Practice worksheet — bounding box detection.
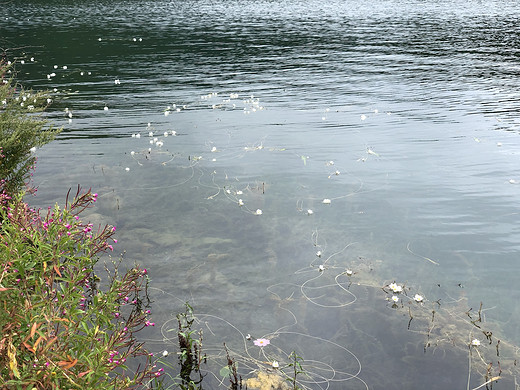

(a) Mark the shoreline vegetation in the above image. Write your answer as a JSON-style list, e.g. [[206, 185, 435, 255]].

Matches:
[[0, 60, 162, 389]]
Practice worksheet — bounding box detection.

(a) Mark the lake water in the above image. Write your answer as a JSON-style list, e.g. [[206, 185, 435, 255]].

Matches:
[[3, 0, 520, 388]]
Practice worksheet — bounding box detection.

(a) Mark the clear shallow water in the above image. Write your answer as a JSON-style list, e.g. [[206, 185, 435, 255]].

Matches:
[[3, 0, 520, 388]]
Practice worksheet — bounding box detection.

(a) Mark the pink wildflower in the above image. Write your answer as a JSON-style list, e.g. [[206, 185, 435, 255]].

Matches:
[[253, 338, 270, 347]]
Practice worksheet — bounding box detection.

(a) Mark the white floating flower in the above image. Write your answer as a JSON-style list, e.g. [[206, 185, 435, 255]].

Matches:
[[391, 295, 399, 303], [164, 110, 170, 116], [164, 132, 169, 137], [29, 147, 37, 153], [211, 146, 217, 152], [389, 282, 403, 293], [322, 199, 331, 204], [226, 189, 231, 194], [254, 209, 262, 215], [130, 151, 135, 156], [104, 105, 108, 111], [53, 65, 58, 69], [360, 114, 367, 120], [171, 130, 177, 136], [238, 199, 244, 206], [148, 131, 154, 137], [156, 141, 164, 147], [346, 269, 353, 276], [318, 264, 325, 272], [62, 65, 67, 70], [307, 209, 313, 215], [316, 251, 322, 257], [20, 60, 25, 64], [236, 190, 243, 195], [271, 361, 279, 368], [334, 170, 340, 175], [114, 79, 120, 85], [162, 350, 169, 357], [125, 167, 130, 172], [471, 339, 481, 346], [413, 294, 424, 303], [135, 133, 141, 138]]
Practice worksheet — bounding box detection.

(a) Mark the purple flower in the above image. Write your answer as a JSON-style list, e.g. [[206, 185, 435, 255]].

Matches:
[[253, 338, 270, 347]]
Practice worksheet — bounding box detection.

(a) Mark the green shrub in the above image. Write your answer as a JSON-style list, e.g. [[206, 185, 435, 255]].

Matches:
[[0, 186, 160, 389], [0, 61, 60, 196]]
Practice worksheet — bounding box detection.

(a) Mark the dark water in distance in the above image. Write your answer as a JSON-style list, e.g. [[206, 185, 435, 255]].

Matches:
[[3, 1, 520, 388]]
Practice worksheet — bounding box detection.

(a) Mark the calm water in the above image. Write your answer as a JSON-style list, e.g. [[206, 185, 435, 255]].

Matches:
[[3, 0, 520, 388]]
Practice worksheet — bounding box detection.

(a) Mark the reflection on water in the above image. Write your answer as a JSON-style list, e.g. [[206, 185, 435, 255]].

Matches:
[[4, 0, 520, 388]]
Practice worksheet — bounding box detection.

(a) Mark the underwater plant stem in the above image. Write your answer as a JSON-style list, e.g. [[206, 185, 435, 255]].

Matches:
[[471, 376, 501, 390]]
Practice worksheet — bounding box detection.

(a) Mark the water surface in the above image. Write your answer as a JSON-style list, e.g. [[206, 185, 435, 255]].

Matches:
[[3, 0, 520, 388]]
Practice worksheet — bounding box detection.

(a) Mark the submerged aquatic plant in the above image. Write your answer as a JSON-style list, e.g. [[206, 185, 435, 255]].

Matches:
[[284, 351, 305, 390], [223, 343, 244, 390], [176, 302, 206, 389]]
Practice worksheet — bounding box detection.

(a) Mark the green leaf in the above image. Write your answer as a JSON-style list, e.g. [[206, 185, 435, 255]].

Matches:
[[219, 365, 231, 378]]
